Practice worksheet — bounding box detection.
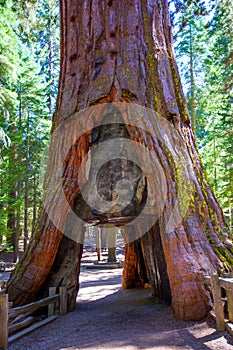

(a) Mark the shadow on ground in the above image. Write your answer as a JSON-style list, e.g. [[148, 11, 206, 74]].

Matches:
[[8, 266, 233, 350]]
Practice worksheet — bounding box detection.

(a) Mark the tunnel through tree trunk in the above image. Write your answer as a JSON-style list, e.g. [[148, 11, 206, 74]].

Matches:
[[7, 0, 232, 321]]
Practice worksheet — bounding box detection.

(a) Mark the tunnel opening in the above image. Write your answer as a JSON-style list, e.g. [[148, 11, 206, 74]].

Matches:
[[77, 222, 171, 313], [70, 103, 172, 307], [38, 103, 171, 312]]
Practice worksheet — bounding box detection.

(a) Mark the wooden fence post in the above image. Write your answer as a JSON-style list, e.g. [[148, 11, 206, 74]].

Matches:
[[226, 289, 233, 322], [48, 287, 56, 317], [223, 272, 233, 322], [210, 275, 225, 331], [0, 294, 8, 350], [59, 287, 67, 316]]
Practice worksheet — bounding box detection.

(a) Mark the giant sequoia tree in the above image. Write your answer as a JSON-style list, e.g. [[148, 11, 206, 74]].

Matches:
[[7, 0, 233, 321]]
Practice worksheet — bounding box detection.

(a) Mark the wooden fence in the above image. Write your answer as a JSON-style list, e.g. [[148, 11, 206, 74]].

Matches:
[[0, 286, 67, 350], [205, 273, 233, 333]]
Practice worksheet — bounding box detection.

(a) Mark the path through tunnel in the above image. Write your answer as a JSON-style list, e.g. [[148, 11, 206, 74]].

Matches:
[[76, 224, 171, 311]]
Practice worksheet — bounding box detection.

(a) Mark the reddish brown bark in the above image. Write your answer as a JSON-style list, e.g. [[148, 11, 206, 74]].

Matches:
[[123, 242, 143, 289], [122, 229, 148, 290], [7, 0, 232, 321]]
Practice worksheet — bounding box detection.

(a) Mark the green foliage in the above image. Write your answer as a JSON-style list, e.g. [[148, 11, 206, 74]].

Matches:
[[0, 2, 18, 138], [0, 0, 59, 249], [197, 0, 233, 230], [172, 0, 233, 231]]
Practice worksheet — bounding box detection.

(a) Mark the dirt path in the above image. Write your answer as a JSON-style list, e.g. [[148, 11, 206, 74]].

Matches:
[[7, 265, 233, 350]]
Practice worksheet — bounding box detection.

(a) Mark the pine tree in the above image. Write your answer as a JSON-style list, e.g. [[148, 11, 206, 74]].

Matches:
[[0, 1, 20, 250], [197, 0, 233, 231], [0, 0, 56, 253], [172, 0, 233, 231]]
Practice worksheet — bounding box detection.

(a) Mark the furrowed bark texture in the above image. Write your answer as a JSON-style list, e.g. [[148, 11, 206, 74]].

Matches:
[[7, 0, 232, 321]]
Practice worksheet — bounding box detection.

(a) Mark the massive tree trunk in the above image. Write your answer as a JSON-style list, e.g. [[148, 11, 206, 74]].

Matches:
[[7, 0, 233, 321]]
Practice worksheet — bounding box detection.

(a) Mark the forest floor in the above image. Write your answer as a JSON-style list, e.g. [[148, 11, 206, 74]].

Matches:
[[1, 245, 233, 350]]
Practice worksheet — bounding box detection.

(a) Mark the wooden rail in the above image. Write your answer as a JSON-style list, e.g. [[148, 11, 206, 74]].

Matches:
[[8, 294, 60, 319], [0, 287, 67, 349], [205, 273, 233, 332]]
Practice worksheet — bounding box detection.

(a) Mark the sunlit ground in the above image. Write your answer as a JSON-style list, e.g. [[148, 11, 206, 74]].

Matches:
[[7, 247, 233, 350], [78, 267, 123, 302]]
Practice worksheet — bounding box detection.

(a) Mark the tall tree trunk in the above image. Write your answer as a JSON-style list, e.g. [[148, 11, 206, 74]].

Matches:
[[7, 189, 16, 249], [7, 124, 17, 253], [14, 87, 23, 263], [23, 111, 30, 251], [48, 22, 53, 118], [7, 0, 232, 321], [31, 173, 37, 235], [213, 134, 217, 193]]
